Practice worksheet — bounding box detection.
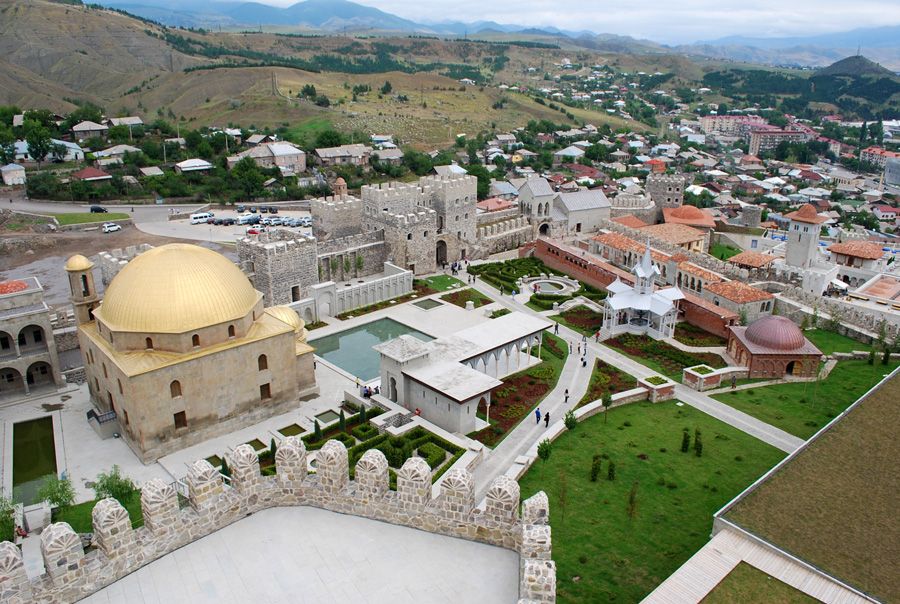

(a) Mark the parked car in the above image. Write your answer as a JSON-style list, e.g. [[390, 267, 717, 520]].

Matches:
[[248, 206, 257, 213], [259, 206, 269, 214], [268, 206, 279, 214], [223, 218, 236, 226], [245, 226, 266, 235], [283, 217, 299, 227], [236, 204, 246, 212], [268, 217, 283, 226], [298, 216, 313, 227], [206, 217, 216, 224], [213, 218, 225, 225], [90, 205, 108, 213], [101, 222, 122, 233]]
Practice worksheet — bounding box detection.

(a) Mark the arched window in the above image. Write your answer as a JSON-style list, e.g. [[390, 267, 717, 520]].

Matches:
[[258, 354, 268, 371], [145, 337, 153, 350], [170, 380, 182, 398], [192, 334, 200, 347], [228, 325, 236, 338], [102, 363, 108, 378]]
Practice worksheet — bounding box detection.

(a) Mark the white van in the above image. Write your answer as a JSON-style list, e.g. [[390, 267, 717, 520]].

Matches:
[[190, 212, 213, 224]]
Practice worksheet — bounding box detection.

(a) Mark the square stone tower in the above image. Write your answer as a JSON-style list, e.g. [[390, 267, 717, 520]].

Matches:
[[646, 174, 685, 214]]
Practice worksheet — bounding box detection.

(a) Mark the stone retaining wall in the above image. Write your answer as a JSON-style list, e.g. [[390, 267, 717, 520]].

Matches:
[[0, 439, 555, 604]]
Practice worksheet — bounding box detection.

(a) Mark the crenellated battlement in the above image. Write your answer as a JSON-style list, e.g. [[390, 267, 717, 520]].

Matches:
[[0, 439, 556, 604]]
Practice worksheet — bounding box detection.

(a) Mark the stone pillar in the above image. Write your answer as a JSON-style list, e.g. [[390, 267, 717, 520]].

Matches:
[[40, 522, 84, 583], [141, 479, 179, 536], [275, 436, 308, 489], [92, 498, 134, 559], [355, 449, 389, 499], [228, 444, 261, 495], [439, 468, 474, 521], [521, 559, 557, 603], [396, 457, 432, 511], [0, 541, 32, 602], [186, 459, 224, 511], [484, 475, 520, 525], [316, 440, 349, 495], [521, 524, 552, 560], [522, 491, 549, 525]]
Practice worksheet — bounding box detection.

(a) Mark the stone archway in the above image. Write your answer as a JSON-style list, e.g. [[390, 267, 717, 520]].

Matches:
[[26, 361, 53, 388], [389, 377, 398, 402], [436, 240, 448, 266], [785, 361, 795, 376], [539, 223, 550, 236], [0, 367, 25, 397]]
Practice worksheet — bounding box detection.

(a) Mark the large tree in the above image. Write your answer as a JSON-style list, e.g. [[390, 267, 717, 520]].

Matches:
[[25, 124, 53, 169], [0, 125, 15, 164]]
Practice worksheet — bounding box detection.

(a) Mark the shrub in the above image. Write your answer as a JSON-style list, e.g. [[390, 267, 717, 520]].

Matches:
[[607, 461, 616, 481], [0, 496, 13, 543], [694, 429, 703, 457], [681, 429, 690, 453], [94, 465, 136, 505], [590, 455, 602, 482], [377, 436, 412, 467], [36, 475, 75, 509], [338, 410, 346, 431], [351, 423, 380, 441], [564, 410, 577, 430], [537, 439, 552, 461], [417, 442, 447, 469], [270, 438, 278, 457], [357, 405, 367, 423], [313, 420, 323, 441], [527, 365, 555, 380], [868, 349, 876, 365]]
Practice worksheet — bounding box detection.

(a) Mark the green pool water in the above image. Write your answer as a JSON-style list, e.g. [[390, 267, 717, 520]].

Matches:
[[12, 416, 57, 505], [310, 317, 433, 381], [315, 410, 340, 424], [412, 299, 443, 310]]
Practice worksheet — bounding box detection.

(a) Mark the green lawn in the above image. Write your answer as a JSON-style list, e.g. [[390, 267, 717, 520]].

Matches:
[[549, 306, 604, 337], [701, 563, 817, 603], [421, 275, 465, 292], [518, 401, 785, 604], [710, 243, 741, 260], [54, 491, 143, 533], [803, 329, 870, 354], [54, 212, 129, 225], [282, 117, 334, 147], [714, 360, 899, 439]]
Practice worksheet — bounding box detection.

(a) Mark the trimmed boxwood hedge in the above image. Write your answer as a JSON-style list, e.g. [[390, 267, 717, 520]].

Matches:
[[417, 442, 448, 469], [351, 423, 380, 441]]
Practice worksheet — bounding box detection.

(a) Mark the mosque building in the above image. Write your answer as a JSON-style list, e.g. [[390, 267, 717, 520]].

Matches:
[[727, 315, 822, 378], [66, 244, 318, 463]]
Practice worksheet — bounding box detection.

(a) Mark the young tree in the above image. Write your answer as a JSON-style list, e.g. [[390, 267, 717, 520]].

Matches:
[[590, 454, 602, 482], [564, 410, 577, 430], [681, 428, 691, 453], [25, 125, 52, 169], [355, 255, 364, 272], [313, 419, 322, 441], [380, 81, 392, 95], [338, 409, 346, 432], [36, 475, 75, 509], [537, 439, 552, 461], [607, 461, 616, 481], [602, 392, 613, 422], [357, 404, 367, 423], [94, 465, 136, 505], [626, 480, 639, 518], [270, 437, 278, 457], [694, 429, 703, 457]]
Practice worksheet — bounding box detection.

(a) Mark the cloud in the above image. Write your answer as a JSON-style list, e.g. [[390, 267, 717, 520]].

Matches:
[[259, 0, 900, 44]]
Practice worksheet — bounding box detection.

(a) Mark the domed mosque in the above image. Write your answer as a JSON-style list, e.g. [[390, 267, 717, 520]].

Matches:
[[67, 244, 318, 463], [726, 315, 822, 378]]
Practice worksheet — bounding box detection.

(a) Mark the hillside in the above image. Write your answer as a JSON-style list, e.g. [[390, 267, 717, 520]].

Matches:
[[816, 55, 897, 78]]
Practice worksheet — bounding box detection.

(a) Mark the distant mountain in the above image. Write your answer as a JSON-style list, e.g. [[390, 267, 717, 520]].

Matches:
[[699, 25, 900, 51], [220, 0, 422, 30], [816, 55, 897, 78]]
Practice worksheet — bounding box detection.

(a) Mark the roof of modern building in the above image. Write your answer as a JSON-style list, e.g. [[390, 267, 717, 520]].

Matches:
[[93, 244, 263, 334], [704, 280, 774, 304], [373, 334, 432, 363], [728, 250, 777, 269], [826, 241, 884, 260], [403, 361, 502, 402], [677, 262, 722, 283], [592, 231, 671, 263], [476, 197, 515, 212], [556, 188, 610, 212]]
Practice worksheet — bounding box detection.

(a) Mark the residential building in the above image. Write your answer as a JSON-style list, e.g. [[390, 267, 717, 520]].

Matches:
[[174, 159, 213, 173], [315, 144, 373, 167], [699, 115, 767, 135], [71, 120, 108, 140], [749, 128, 812, 156], [860, 146, 900, 169], [0, 164, 26, 186], [227, 142, 306, 175]]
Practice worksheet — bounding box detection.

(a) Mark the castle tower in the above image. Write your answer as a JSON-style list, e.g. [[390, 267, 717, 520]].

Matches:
[[646, 174, 684, 221], [65, 254, 100, 325], [333, 177, 348, 199], [783, 204, 828, 269]]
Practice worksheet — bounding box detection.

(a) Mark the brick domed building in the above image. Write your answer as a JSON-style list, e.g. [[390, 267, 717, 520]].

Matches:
[[726, 315, 822, 378]]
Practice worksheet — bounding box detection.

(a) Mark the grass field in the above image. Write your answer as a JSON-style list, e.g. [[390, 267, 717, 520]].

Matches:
[[709, 243, 741, 260], [420, 274, 464, 292], [701, 563, 817, 603], [550, 306, 604, 337], [715, 359, 899, 439], [803, 329, 871, 354], [53, 212, 129, 225], [517, 401, 785, 603], [54, 492, 143, 533]]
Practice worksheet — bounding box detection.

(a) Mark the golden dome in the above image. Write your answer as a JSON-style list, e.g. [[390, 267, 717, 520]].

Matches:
[[94, 244, 261, 334], [65, 254, 94, 272], [266, 306, 305, 335]]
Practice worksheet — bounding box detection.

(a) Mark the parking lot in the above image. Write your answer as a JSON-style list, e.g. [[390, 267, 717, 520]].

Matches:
[[138, 206, 314, 243]]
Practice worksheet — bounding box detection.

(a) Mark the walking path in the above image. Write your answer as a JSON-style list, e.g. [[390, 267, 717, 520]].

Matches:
[[465, 269, 803, 500]]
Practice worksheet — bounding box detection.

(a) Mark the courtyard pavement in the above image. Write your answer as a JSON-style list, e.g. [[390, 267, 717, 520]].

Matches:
[[81, 507, 519, 604]]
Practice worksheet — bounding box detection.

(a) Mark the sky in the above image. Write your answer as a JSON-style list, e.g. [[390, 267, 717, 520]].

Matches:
[[253, 0, 900, 44]]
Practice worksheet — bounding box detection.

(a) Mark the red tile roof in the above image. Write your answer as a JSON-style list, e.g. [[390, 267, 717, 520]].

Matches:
[[663, 205, 717, 228], [784, 203, 828, 225], [639, 223, 706, 245], [705, 280, 774, 304], [827, 241, 884, 260], [611, 215, 648, 229], [728, 250, 777, 269], [71, 167, 111, 181]]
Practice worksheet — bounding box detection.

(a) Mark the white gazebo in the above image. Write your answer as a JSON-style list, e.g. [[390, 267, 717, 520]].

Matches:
[[601, 244, 684, 340]]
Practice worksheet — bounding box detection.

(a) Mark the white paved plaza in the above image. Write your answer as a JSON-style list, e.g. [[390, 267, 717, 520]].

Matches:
[[82, 507, 520, 604]]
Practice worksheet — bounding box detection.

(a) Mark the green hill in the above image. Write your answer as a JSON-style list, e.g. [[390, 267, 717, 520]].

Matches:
[[816, 55, 897, 78]]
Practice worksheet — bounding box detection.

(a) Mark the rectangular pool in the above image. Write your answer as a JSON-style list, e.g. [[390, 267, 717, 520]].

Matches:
[[310, 318, 433, 381], [12, 416, 58, 505]]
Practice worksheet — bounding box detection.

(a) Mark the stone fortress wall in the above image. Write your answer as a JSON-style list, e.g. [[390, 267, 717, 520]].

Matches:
[[236, 231, 319, 306], [97, 244, 153, 286], [0, 438, 556, 604], [310, 195, 363, 240]]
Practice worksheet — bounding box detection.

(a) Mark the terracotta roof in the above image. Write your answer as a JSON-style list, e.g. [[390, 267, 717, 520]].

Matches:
[[639, 223, 706, 245], [476, 197, 515, 212], [677, 262, 722, 283], [827, 241, 884, 261], [682, 291, 739, 319], [728, 250, 777, 269], [0, 280, 28, 295], [705, 280, 774, 304], [784, 203, 828, 225], [592, 232, 670, 262], [70, 167, 111, 181], [669, 252, 690, 263], [663, 205, 717, 228], [611, 215, 648, 229]]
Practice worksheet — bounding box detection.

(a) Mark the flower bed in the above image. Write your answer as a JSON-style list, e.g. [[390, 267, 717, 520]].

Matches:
[[551, 305, 604, 336], [605, 333, 726, 379], [490, 308, 512, 319], [673, 322, 727, 347], [440, 287, 493, 308], [468, 257, 554, 291], [645, 376, 668, 385], [690, 365, 714, 375], [577, 360, 638, 406]]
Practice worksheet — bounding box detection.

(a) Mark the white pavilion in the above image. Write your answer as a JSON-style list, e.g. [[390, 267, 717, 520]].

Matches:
[[600, 244, 684, 340]]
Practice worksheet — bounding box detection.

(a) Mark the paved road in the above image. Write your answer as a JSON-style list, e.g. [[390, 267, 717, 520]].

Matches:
[[466, 269, 803, 500]]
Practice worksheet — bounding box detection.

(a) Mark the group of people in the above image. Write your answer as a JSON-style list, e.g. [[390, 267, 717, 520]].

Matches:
[[535, 407, 551, 427], [361, 385, 380, 398], [443, 260, 468, 276]]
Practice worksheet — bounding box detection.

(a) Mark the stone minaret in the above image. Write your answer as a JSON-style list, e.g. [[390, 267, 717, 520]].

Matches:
[[65, 255, 100, 324]]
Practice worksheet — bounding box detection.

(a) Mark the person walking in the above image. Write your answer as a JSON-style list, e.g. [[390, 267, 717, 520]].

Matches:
[[535, 407, 541, 424], [569, 341, 572, 353], [564, 389, 569, 404], [554, 322, 559, 335], [731, 374, 737, 390], [544, 412, 550, 427], [577, 342, 581, 355]]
